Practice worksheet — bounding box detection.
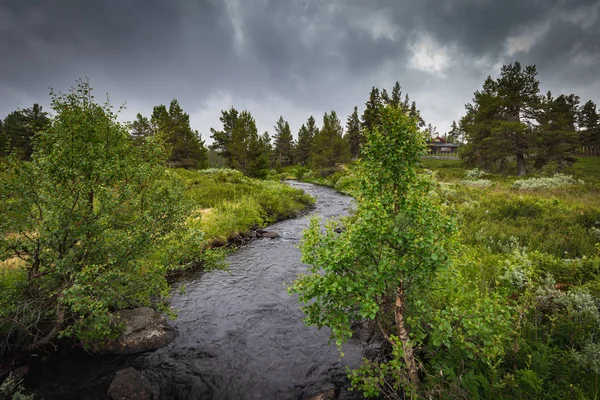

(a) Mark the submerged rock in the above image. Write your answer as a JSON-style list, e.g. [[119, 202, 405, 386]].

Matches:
[[305, 387, 340, 400], [108, 367, 159, 400], [260, 231, 281, 239], [98, 307, 176, 354]]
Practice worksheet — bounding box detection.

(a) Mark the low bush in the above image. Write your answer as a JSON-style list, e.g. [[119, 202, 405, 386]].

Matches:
[[513, 173, 583, 190]]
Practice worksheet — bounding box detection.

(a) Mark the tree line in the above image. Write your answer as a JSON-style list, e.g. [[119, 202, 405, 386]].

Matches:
[[459, 62, 600, 175], [0, 82, 430, 177]]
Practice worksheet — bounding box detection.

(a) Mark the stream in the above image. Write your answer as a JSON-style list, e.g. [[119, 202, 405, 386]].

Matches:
[[27, 181, 370, 399]]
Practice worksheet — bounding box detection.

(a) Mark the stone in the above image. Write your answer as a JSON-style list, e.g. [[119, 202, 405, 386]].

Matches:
[[261, 231, 281, 239], [107, 367, 158, 400], [97, 307, 176, 354], [305, 387, 339, 400]]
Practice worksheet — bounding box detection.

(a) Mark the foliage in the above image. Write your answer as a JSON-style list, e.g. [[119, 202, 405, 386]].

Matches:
[[311, 111, 350, 169], [209, 108, 271, 177], [0, 81, 193, 351], [272, 116, 294, 168], [0, 376, 34, 400], [465, 168, 486, 180], [130, 113, 153, 146], [294, 117, 317, 166], [460, 62, 541, 176], [512, 174, 583, 190], [293, 150, 600, 398], [290, 105, 456, 396], [150, 99, 208, 169], [345, 106, 362, 158], [174, 168, 314, 245], [0, 104, 50, 160], [461, 179, 493, 188]]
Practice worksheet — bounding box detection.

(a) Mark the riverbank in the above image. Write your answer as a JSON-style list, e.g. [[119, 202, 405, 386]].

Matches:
[[18, 182, 364, 400], [289, 159, 600, 398], [0, 168, 315, 396]]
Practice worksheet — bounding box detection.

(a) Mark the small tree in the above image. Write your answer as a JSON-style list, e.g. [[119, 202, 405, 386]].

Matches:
[[1, 104, 50, 160], [311, 111, 350, 169], [345, 106, 362, 159], [272, 116, 294, 168], [0, 80, 193, 351], [130, 113, 153, 145], [290, 105, 455, 396]]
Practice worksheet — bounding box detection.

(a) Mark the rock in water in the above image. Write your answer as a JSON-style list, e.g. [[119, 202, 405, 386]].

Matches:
[[108, 367, 158, 400], [261, 231, 281, 239], [305, 387, 340, 400], [98, 307, 176, 354]]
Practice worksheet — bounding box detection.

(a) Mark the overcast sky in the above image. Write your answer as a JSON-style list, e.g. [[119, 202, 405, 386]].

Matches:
[[1, 0, 599, 143]]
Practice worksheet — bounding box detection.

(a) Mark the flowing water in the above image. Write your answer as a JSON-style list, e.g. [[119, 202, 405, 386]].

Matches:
[[27, 182, 369, 399]]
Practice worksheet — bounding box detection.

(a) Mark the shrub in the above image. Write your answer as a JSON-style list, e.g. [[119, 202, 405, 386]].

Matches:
[[461, 179, 493, 188], [513, 173, 583, 190], [465, 168, 486, 180], [0, 82, 192, 351]]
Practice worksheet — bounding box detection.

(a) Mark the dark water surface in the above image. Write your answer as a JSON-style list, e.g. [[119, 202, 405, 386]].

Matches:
[[28, 182, 366, 399]]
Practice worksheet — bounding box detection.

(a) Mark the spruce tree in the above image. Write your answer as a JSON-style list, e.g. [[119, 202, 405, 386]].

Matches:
[[312, 111, 350, 169], [273, 116, 294, 168], [390, 81, 402, 108], [228, 111, 270, 177], [0, 119, 5, 156], [448, 120, 461, 143], [381, 88, 390, 105], [295, 124, 312, 165], [579, 100, 599, 151], [209, 107, 239, 166], [361, 87, 382, 134], [131, 113, 153, 145], [345, 106, 362, 158], [151, 99, 207, 169]]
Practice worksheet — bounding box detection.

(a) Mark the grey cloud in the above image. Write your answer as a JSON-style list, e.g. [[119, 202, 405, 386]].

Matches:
[[0, 0, 598, 139]]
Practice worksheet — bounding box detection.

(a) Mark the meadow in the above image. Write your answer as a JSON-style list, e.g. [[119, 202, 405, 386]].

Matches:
[[294, 157, 600, 398]]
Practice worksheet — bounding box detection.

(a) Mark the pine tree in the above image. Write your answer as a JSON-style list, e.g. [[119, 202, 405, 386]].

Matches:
[[295, 124, 311, 165], [424, 123, 438, 142], [535, 92, 580, 169], [1, 104, 50, 160], [448, 120, 462, 143], [272, 116, 294, 168], [403, 94, 411, 111], [409, 101, 425, 128], [381, 88, 390, 105], [579, 100, 599, 152], [131, 113, 153, 145], [361, 87, 382, 134], [312, 111, 350, 169], [209, 107, 239, 166], [0, 119, 5, 156], [461, 62, 541, 175], [151, 99, 207, 169], [390, 81, 402, 108], [227, 111, 270, 177], [345, 106, 362, 158]]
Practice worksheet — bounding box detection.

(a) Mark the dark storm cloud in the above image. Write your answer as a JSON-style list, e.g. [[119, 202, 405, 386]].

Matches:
[[0, 0, 598, 138]]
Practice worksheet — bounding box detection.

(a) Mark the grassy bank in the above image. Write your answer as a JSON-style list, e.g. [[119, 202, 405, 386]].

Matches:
[[291, 158, 600, 398], [174, 168, 314, 247]]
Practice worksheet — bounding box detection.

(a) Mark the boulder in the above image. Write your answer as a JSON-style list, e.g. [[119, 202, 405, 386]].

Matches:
[[108, 367, 158, 400], [261, 231, 281, 239], [98, 307, 176, 354], [305, 387, 339, 400]]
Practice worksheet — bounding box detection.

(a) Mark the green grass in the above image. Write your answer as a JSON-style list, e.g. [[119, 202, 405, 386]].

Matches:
[[175, 168, 314, 246], [565, 157, 600, 184]]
